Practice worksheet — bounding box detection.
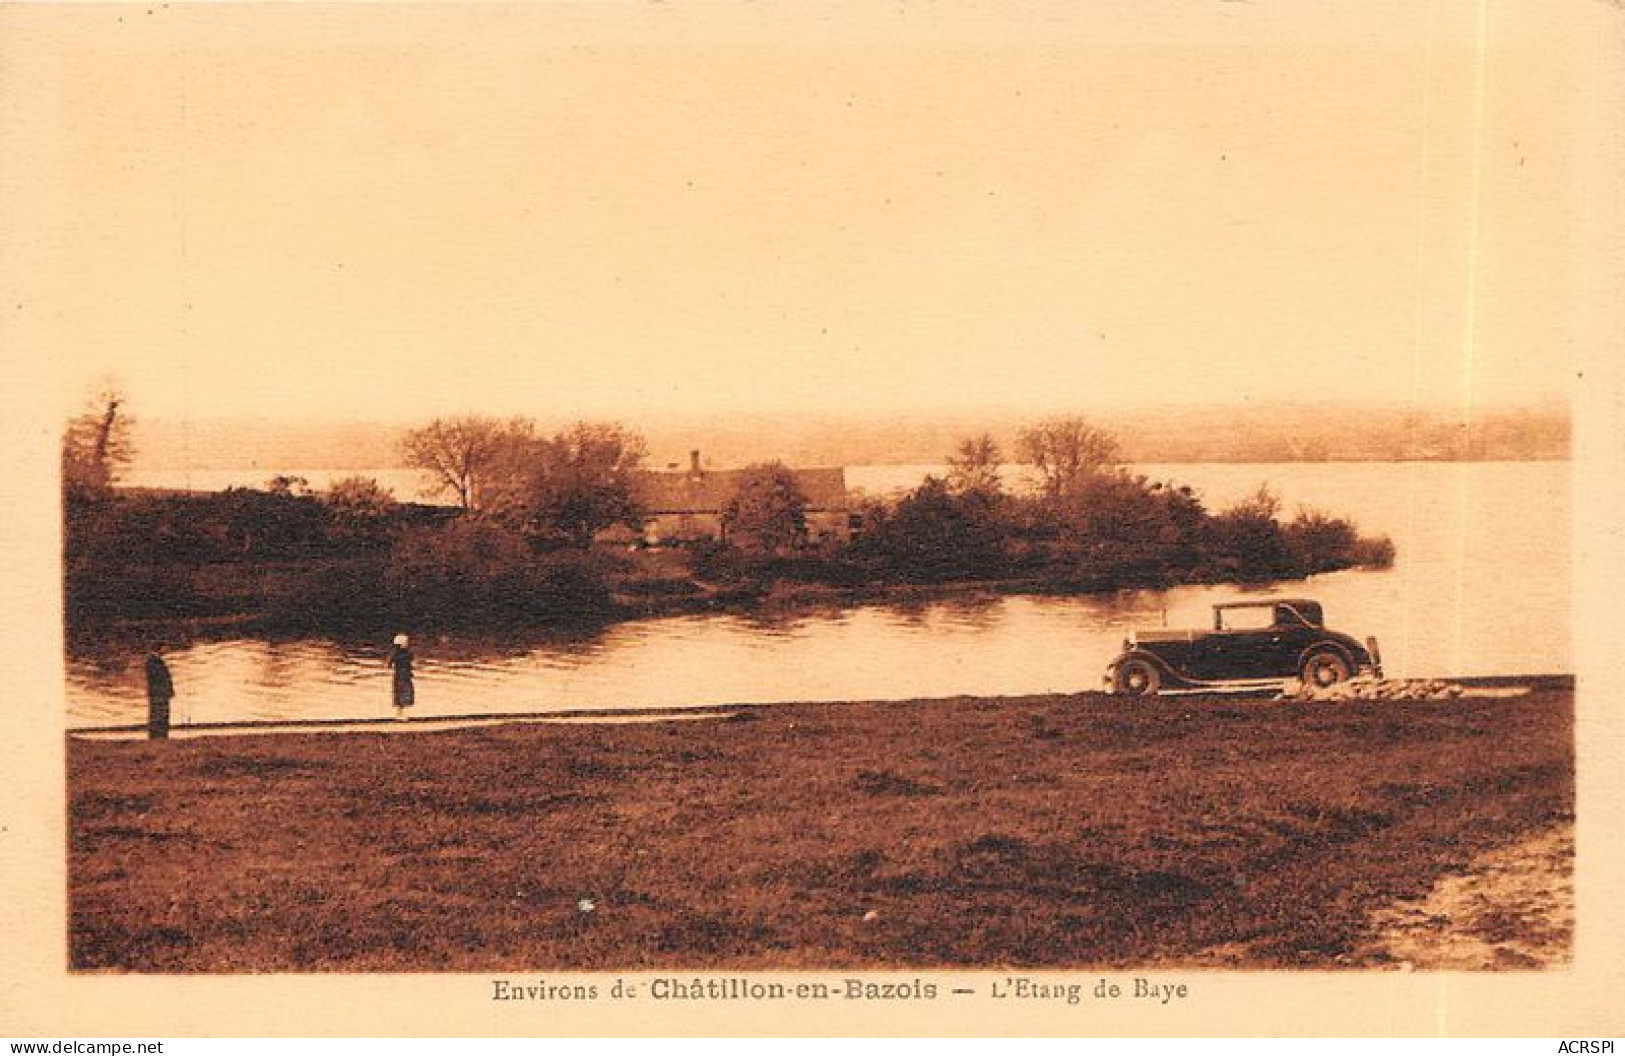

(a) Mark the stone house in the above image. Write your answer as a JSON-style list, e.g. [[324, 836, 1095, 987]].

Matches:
[[619, 451, 851, 546]]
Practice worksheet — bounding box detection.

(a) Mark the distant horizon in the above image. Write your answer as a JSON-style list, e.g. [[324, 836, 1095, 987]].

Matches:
[[118, 399, 1571, 473], [110, 393, 1573, 432]]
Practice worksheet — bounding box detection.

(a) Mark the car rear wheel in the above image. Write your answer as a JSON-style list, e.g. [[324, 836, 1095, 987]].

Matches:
[[1115, 658, 1161, 696], [1302, 650, 1351, 689]]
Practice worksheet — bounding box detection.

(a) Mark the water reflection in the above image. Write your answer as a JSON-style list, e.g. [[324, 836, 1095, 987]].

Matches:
[[925, 592, 1003, 631], [54, 589, 1330, 727], [728, 609, 831, 639]]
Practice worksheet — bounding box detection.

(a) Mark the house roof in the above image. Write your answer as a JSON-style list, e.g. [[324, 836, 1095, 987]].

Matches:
[[635, 467, 848, 513]]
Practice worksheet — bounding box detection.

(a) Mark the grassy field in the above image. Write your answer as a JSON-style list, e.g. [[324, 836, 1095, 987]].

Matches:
[[68, 685, 1573, 971]]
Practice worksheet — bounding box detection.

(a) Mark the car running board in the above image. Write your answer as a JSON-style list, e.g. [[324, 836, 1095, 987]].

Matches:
[[1162, 677, 1293, 695]]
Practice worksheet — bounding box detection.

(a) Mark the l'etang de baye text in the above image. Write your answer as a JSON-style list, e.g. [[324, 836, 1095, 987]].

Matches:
[[490, 975, 1190, 1006]]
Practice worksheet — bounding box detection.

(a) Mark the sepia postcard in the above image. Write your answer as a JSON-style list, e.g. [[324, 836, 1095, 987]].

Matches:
[[2, 0, 1622, 1038]]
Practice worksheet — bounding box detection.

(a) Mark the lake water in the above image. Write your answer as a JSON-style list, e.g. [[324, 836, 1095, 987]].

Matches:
[[70, 461, 1569, 728]]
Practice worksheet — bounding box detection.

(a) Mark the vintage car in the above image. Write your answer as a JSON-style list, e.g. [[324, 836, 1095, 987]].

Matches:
[[1104, 598, 1381, 695]]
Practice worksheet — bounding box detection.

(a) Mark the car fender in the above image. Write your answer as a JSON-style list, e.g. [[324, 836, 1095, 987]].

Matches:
[[1109, 649, 1189, 688], [1295, 639, 1357, 675]]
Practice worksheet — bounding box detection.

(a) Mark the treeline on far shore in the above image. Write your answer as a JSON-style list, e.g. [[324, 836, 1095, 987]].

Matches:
[[63, 418, 1396, 635]]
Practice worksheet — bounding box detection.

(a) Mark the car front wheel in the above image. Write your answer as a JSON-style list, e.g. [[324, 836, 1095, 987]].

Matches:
[[1114, 658, 1161, 696], [1302, 650, 1351, 689]]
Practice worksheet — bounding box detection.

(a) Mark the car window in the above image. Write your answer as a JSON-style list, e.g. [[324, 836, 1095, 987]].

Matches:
[[1216, 607, 1274, 631], [1273, 605, 1306, 627]]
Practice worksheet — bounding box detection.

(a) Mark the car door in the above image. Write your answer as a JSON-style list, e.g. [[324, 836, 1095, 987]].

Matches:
[[1194, 606, 1271, 679], [1176, 633, 1223, 680], [1260, 606, 1317, 675], [1216, 626, 1276, 677]]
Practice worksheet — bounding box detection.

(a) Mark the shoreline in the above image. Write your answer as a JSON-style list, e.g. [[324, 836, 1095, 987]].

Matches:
[[67, 674, 1577, 740]]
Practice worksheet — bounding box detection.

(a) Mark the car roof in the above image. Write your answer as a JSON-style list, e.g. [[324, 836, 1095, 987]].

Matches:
[[1213, 597, 1319, 610]]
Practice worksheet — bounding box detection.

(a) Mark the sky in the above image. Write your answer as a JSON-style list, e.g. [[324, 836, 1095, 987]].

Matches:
[[4, 1, 1618, 427]]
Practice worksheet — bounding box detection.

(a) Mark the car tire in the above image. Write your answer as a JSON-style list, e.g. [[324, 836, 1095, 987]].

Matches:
[[1302, 650, 1351, 689], [1115, 658, 1161, 696]]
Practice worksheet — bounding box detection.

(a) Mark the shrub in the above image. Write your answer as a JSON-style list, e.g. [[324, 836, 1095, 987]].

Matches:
[[1049, 472, 1206, 546], [1205, 486, 1294, 580], [260, 557, 391, 631], [1349, 535, 1397, 570], [1282, 508, 1361, 574], [321, 476, 400, 550], [213, 487, 330, 559], [722, 462, 809, 553], [852, 478, 1010, 582], [64, 559, 225, 621], [687, 539, 749, 583], [383, 519, 611, 625], [1283, 508, 1395, 573]]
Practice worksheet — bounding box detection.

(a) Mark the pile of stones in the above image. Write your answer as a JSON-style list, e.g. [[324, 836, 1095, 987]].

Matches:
[[1281, 677, 1466, 703]]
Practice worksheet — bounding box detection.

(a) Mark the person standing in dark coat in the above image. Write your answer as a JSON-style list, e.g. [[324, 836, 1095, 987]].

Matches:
[[144, 651, 174, 740], [389, 633, 415, 721]]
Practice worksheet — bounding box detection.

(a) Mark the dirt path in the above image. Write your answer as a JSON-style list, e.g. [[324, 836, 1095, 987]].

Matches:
[[1358, 824, 1573, 969]]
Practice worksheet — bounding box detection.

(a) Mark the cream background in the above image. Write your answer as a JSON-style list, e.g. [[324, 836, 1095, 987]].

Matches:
[[2, 0, 1621, 1036], [4, 0, 1601, 422]]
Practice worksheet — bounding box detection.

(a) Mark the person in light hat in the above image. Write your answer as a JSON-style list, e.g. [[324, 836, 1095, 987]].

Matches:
[[388, 633, 415, 721]]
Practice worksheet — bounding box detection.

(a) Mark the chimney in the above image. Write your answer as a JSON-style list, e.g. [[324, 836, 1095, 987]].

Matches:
[[689, 449, 702, 478]]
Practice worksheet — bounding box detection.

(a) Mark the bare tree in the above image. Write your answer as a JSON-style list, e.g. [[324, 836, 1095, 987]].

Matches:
[[62, 386, 134, 499], [400, 416, 529, 510], [945, 433, 1003, 497], [1016, 416, 1121, 498]]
